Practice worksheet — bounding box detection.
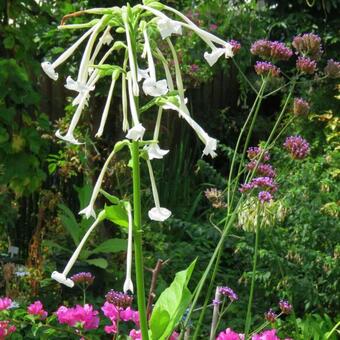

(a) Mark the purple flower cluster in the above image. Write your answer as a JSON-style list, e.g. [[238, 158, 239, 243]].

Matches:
[[247, 161, 276, 178], [293, 97, 310, 116], [324, 59, 340, 79], [279, 300, 293, 314], [219, 286, 239, 301], [70, 272, 95, 286], [247, 147, 270, 162], [251, 39, 293, 61], [265, 308, 277, 323], [258, 191, 273, 203], [240, 177, 278, 194], [229, 40, 241, 55], [105, 290, 133, 309], [296, 56, 317, 74], [292, 33, 322, 60], [254, 61, 280, 77], [283, 135, 310, 159]]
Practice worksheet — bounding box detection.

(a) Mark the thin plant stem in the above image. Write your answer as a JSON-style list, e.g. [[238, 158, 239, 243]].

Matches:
[[131, 141, 149, 339], [326, 321, 340, 339], [232, 59, 258, 95], [244, 209, 262, 337], [82, 287, 86, 305], [249, 312, 283, 338], [214, 301, 233, 336]]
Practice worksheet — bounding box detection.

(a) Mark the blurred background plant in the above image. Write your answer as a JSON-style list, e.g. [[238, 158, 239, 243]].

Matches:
[[0, 0, 339, 338]]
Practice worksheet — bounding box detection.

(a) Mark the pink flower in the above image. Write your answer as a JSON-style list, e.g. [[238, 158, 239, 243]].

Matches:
[[217, 328, 245, 340], [0, 297, 12, 311], [27, 301, 48, 319], [0, 321, 16, 339], [56, 304, 99, 330], [252, 329, 280, 340], [104, 324, 117, 334], [101, 301, 119, 321], [170, 331, 180, 340], [120, 307, 140, 326], [210, 23, 218, 31], [130, 329, 142, 340]]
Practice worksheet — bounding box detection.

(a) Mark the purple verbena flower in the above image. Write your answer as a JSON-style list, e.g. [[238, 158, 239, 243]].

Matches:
[[292, 33, 323, 60], [283, 135, 310, 159], [324, 59, 340, 79], [251, 39, 292, 61], [279, 300, 292, 314], [255, 61, 280, 77], [247, 147, 270, 162], [247, 161, 276, 178], [105, 290, 133, 309], [296, 56, 317, 74], [265, 308, 277, 322], [219, 286, 239, 301], [293, 98, 310, 116], [70, 272, 95, 287], [190, 64, 199, 73], [258, 191, 272, 203], [229, 40, 241, 55], [210, 23, 218, 31]]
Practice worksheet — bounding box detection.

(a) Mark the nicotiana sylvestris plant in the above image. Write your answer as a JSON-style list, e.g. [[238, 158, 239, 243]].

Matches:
[[41, 1, 234, 338]]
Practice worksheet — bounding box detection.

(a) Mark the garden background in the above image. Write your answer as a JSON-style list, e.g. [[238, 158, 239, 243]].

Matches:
[[0, 0, 339, 338]]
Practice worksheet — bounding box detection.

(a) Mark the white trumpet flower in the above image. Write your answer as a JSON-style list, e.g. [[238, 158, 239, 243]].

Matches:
[[79, 148, 116, 219], [123, 203, 134, 294], [157, 17, 182, 40], [142, 78, 168, 97], [146, 159, 171, 222], [163, 100, 218, 158], [51, 211, 105, 287], [123, 10, 139, 96], [95, 70, 120, 138], [137, 68, 149, 82], [126, 73, 145, 141], [204, 44, 234, 67], [41, 25, 97, 80]]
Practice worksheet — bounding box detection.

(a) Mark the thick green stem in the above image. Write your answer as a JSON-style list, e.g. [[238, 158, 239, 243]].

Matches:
[[244, 220, 261, 337], [193, 246, 223, 339], [131, 141, 149, 339]]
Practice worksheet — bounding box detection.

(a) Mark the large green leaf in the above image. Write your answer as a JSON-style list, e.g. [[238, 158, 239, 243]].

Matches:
[[90, 238, 127, 254], [150, 259, 197, 340], [58, 203, 81, 245], [104, 204, 128, 228], [85, 258, 108, 269]]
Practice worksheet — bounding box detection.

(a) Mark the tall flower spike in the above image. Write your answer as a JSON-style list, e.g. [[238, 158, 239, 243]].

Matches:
[[41, 25, 97, 80], [146, 159, 171, 221], [96, 70, 120, 138], [146, 107, 169, 160], [79, 148, 116, 219], [123, 203, 134, 293], [56, 74, 100, 144], [142, 27, 168, 97], [126, 73, 146, 140], [163, 100, 217, 158], [51, 211, 105, 287], [122, 54, 130, 132], [123, 9, 139, 96]]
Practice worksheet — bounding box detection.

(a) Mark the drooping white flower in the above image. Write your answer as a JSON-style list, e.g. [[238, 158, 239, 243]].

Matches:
[[51, 212, 104, 287], [41, 25, 97, 80], [157, 17, 182, 40], [163, 100, 218, 158], [99, 27, 113, 45], [123, 203, 134, 294], [204, 44, 234, 67], [146, 159, 172, 222], [51, 271, 74, 288], [137, 68, 149, 82], [147, 143, 169, 160], [95, 70, 120, 138], [65, 76, 96, 106], [148, 207, 172, 222], [142, 78, 168, 97], [79, 148, 116, 219], [126, 123, 146, 141], [55, 129, 83, 145], [125, 73, 145, 141]]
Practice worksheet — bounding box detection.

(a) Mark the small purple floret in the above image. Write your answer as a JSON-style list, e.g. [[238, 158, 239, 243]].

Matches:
[[254, 61, 280, 77], [279, 300, 293, 314], [283, 135, 310, 159], [296, 56, 317, 74], [293, 98, 310, 116], [258, 191, 272, 203], [265, 308, 277, 323], [219, 286, 239, 301]]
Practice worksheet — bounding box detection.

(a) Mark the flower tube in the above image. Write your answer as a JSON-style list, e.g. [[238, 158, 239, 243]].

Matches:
[[89, 26, 113, 68], [41, 25, 97, 80], [56, 74, 100, 144], [95, 70, 120, 138], [123, 203, 134, 293], [142, 27, 168, 97], [163, 99, 217, 157], [146, 159, 171, 221], [126, 73, 145, 140], [123, 9, 139, 96], [51, 211, 105, 287], [79, 148, 116, 219]]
